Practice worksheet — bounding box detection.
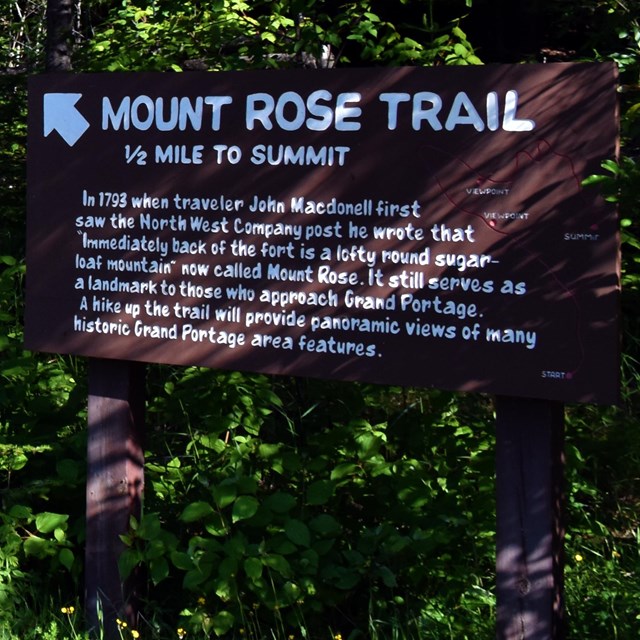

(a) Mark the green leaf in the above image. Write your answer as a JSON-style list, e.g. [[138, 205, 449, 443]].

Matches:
[[582, 174, 608, 186], [331, 566, 360, 590], [137, 513, 162, 540], [258, 443, 280, 458], [284, 519, 311, 547], [59, 548, 74, 571], [309, 514, 341, 537], [183, 568, 207, 590], [343, 549, 364, 566], [24, 536, 50, 558], [171, 551, 195, 571], [212, 611, 234, 636], [212, 482, 237, 509], [215, 575, 235, 601], [244, 557, 263, 581], [330, 462, 360, 480], [313, 538, 336, 556], [264, 491, 296, 513], [300, 548, 319, 573], [452, 25, 466, 39], [306, 480, 334, 505], [150, 556, 170, 584], [272, 538, 297, 555], [375, 565, 397, 587], [232, 496, 259, 522], [236, 475, 258, 495], [35, 512, 68, 534], [223, 535, 246, 559], [146, 538, 168, 560], [262, 554, 292, 577], [181, 501, 214, 522], [454, 43, 469, 57], [118, 549, 142, 580], [204, 512, 229, 537], [282, 581, 302, 604], [8, 505, 31, 520]]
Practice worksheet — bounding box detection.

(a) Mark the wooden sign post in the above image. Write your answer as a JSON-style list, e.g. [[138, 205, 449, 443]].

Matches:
[[86, 359, 145, 637], [496, 397, 565, 639], [25, 65, 619, 638]]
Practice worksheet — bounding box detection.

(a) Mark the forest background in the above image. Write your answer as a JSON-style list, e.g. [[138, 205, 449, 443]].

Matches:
[[1, 0, 640, 638]]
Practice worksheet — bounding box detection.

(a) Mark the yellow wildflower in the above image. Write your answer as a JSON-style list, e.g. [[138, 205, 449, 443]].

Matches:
[[61, 606, 75, 615], [197, 597, 206, 605], [131, 631, 140, 639], [574, 554, 584, 562], [177, 628, 187, 639]]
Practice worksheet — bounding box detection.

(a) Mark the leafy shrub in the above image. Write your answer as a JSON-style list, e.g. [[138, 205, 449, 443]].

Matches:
[[117, 373, 497, 637]]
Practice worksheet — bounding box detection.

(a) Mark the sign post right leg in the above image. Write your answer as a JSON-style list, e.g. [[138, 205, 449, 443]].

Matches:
[[495, 396, 565, 639]]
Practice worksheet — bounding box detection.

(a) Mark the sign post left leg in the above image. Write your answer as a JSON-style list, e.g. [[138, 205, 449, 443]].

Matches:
[[86, 359, 145, 638]]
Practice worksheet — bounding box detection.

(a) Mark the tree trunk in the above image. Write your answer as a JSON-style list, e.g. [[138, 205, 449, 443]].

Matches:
[[46, 0, 74, 72]]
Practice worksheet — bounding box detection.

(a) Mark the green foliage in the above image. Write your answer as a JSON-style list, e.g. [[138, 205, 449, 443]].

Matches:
[[115, 374, 497, 637], [0, 504, 79, 634], [562, 389, 640, 638], [77, 0, 482, 72], [582, 2, 640, 301], [584, 156, 640, 292], [0, 76, 27, 256], [0, 69, 87, 631], [0, 0, 47, 72]]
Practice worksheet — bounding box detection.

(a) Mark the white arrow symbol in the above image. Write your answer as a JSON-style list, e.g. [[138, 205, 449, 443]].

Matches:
[[43, 93, 90, 146]]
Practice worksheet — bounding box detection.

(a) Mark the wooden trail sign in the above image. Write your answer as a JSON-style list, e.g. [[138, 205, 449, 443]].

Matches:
[[27, 63, 619, 404]]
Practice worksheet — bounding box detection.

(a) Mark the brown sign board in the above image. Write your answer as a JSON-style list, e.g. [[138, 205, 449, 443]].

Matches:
[[26, 64, 619, 404]]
